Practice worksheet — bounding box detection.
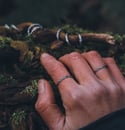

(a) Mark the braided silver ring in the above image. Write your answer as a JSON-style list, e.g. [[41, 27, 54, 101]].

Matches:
[[56, 75, 72, 86], [94, 65, 107, 73]]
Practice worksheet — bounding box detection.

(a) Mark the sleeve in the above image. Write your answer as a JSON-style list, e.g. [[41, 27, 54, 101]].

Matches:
[[79, 108, 125, 130]]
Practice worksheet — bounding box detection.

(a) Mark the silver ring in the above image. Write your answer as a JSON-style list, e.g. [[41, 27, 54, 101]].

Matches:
[[56, 28, 62, 40], [78, 34, 83, 45], [4, 24, 10, 29], [27, 23, 43, 36], [94, 65, 107, 73], [30, 26, 42, 34], [65, 33, 71, 45], [56, 75, 72, 86], [11, 24, 19, 31]]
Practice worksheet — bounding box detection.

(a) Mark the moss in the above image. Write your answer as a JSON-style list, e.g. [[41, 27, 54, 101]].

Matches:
[[0, 74, 18, 85], [23, 51, 34, 64], [0, 74, 7, 84], [20, 80, 38, 97], [10, 40, 29, 61], [114, 34, 123, 42], [11, 110, 27, 126], [122, 34, 125, 40], [105, 32, 113, 35], [0, 36, 11, 48]]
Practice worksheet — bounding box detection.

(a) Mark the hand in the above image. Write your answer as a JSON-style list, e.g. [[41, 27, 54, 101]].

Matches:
[[35, 51, 125, 130]]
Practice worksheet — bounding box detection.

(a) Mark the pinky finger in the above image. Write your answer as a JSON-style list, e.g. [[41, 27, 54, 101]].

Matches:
[[103, 57, 125, 88]]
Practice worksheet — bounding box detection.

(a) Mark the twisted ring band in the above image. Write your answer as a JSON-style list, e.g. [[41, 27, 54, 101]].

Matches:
[[94, 65, 107, 73], [56, 75, 72, 86]]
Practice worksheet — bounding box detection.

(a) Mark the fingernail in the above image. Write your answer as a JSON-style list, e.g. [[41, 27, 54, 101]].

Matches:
[[38, 80, 45, 93], [41, 53, 50, 58]]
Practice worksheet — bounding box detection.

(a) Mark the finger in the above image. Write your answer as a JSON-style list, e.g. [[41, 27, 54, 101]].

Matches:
[[40, 53, 77, 90], [103, 57, 125, 87], [82, 51, 111, 81], [59, 52, 97, 85], [35, 79, 64, 129]]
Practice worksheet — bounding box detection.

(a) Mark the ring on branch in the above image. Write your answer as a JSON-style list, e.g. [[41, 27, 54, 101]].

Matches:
[[11, 24, 19, 31], [65, 33, 71, 45], [4, 24, 10, 29], [78, 34, 83, 45], [56, 28, 62, 40], [27, 23, 43, 36]]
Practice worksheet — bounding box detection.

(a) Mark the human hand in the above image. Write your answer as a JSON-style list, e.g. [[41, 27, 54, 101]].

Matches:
[[35, 51, 125, 130]]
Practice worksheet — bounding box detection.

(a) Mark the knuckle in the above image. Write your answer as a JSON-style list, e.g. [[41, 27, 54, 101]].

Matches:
[[91, 85, 108, 99], [43, 55, 53, 65], [49, 62, 63, 73], [105, 57, 115, 64], [106, 82, 123, 100], [70, 92, 80, 102], [86, 50, 99, 57], [43, 56, 63, 72], [35, 98, 48, 112], [35, 101, 41, 112], [59, 53, 69, 61], [65, 89, 82, 107], [111, 85, 122, 97], [69, 52, 81, 60]]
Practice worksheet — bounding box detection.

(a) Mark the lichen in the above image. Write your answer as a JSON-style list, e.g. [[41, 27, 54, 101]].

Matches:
[[11, 110, 27, 126], [20, 80, 38, 97]]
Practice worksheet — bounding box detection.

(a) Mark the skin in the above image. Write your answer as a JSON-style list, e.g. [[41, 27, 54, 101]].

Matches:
[[35, 51, 125, 130]]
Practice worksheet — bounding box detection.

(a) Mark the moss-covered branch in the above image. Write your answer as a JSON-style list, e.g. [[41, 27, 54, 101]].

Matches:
[[0, 22, 125, 130]]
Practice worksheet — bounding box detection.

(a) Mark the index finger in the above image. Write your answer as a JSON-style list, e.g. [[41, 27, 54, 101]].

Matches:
[[40, 53, 77, 91]]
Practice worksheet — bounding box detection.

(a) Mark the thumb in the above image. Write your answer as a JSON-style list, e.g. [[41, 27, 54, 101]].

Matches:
[[35, 79, 64, 129]]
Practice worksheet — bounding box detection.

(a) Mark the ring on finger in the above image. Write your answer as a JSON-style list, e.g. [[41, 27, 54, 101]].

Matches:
[[94, 65, 107, 73], [56, 75, 73, 86]]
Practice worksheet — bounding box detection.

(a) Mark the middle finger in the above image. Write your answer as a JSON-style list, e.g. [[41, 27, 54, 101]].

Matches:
[[82, 51, 112, 81], [59, 52, 97, 85]]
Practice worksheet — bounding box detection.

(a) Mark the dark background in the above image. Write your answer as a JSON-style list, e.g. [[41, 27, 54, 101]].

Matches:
[[0, 0, 125, 33]]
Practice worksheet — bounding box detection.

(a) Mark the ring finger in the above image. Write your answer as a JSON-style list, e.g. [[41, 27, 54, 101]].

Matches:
[[59, 52, 97, 85], [40, 53, 77, 90], [82, 51, 112, 81]]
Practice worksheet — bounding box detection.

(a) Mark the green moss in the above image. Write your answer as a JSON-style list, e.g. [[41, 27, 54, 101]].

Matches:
[[0, 74, 7, 84], [11, 110, 27, 126], [0, 36, 11, 48], [0, 74, 17, 85], [20, 80, 38, 97], [114, 34, 123, 42], [122, 34, 125, 40], [105, 32, 113, 35]]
